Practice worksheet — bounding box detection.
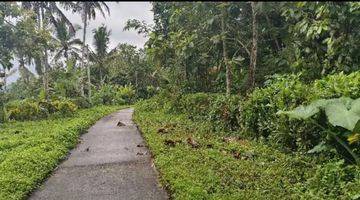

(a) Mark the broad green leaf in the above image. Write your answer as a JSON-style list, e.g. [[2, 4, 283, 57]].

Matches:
[[311, 99, 328, 108], [350, 98, 360, 115], [332, 97, 353, 109], [325, 102, 360, 131], [277, 104, 319, 119], [339, 97, 353, 109]]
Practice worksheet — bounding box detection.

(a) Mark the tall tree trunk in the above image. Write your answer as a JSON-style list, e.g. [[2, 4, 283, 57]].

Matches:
[[81, 11, 87, 72], [99, 60, 103, 86], [64, 48, 69, 61], [248, 2, 258, 91], [44, 48, 50, 100], [86, 45, 91, 103], [221, 5, 231, 95], [135, 68, 138, 92], [19, 57, 28, 84], [81, 11, 91, 103], [39, 7, 49, 100], [265, 13, 280, 51]]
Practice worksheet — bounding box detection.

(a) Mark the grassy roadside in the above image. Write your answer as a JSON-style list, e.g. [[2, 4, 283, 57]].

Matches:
[[0, 105, 126, 200], [134, 104, 359, 200]]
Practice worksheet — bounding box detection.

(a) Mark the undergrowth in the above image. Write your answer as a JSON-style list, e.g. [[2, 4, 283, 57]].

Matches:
[[134, 100, 360, 200]]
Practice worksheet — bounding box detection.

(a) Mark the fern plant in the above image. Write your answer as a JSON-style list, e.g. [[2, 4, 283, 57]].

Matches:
[[278, 97, 360, 165]]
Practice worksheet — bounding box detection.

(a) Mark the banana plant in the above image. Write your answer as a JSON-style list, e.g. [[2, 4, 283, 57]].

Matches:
[[277, 97, 360, 165]]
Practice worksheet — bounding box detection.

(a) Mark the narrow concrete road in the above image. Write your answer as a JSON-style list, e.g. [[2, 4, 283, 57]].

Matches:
[[29, 108, 168, 200]]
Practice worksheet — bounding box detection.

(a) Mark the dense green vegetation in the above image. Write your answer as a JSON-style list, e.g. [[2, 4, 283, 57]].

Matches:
[[133, 70, 360, 199], [125, 2, 360, 94], [1, 1, 360, 199], [0, 2, 154, 121], [0, 105, 124, 200], [137, 72, 360, 161], [134, 98, 360, 199]]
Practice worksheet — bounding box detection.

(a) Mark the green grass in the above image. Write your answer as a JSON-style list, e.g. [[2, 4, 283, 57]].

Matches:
[[0, 105, 126, 200], [134, 103, 360, 200]]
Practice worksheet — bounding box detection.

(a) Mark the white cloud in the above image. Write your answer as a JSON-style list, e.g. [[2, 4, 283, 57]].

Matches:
[[65, 2, 154, 49]]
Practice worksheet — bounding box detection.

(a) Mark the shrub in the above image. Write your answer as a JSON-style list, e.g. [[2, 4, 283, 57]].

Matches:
[[92, 84, 136, 106], [71, 97, 91, 109], [5, 99, 78, 121], [312, 71, 360, 99], [177, 93, 212, 118], [146, 85, 158, 98], [51, 99, 78, 116], [134, 89, 172, 113], [0, 107, 5, 123], [142, 91, 241, 132], [91, 84, 115, 105], [38, 100, 57, 117], [116, 85, 136, 104], [135, 85, 159, 99], [176, 93, 241, 131], [239, 74, 316, 150], [278, 97, 360, 164], [6, 99, 41, 121], [137, 71, 360, 155], [208, 94, 241, 131], [239, 71, 360, 152]]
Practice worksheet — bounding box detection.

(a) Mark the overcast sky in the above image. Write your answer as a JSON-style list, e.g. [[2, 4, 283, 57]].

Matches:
[[7, 2, 154, 84], [64, 2, 153, 49]]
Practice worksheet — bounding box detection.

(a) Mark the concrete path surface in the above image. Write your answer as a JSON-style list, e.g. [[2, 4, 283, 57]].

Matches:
[[29, 108, 168, 200]]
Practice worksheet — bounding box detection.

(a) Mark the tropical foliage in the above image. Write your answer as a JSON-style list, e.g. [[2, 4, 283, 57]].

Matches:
[[1, 1, 360, 199]]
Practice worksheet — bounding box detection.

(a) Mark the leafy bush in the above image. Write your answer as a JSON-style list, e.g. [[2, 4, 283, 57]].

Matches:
[[0, 107, 5, 123], [134, 100, 360, 199], [51, 99, 78, 116], [208, 94, 241, 131], [116, 85, 136, 104], [5, 99, 78, 121], [92, 84, 136, 106], [239, 71, 360, 152], [177, 93, 212, 118], [71, 96, 91, 109], [138, 91, 241, 132], [6, 99, 42, 121], [0, 91, 7, 123], [278, 97, 360, 164], [92, 84, 116, 105], [146, 85, 158, 98], [135, 85, 159, 99], [239, 74, 315, 150], [137, 71, 360, 158], [312, 71, 360, 99]]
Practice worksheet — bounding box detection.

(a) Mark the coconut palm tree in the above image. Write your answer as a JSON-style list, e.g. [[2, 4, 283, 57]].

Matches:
[[75, 2, 110, 102], [92, 24, 111, 85], [21, 2, 76, 100], [53, 19, 82, 63]]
